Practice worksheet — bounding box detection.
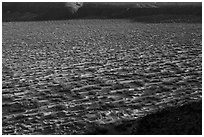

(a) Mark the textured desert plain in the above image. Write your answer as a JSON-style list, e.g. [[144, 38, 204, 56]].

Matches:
[[2, 19, 202, 134]]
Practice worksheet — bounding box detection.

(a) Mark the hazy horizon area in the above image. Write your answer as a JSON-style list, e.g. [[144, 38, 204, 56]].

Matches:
[[2, 2, 202, 22]]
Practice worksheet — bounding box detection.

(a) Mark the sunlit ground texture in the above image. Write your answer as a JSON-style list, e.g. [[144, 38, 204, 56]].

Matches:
[[2, 19, 202, 134]]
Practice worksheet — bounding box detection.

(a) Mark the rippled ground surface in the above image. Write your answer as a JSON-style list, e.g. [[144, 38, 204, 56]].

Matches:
[[2, 20, 202, 134]]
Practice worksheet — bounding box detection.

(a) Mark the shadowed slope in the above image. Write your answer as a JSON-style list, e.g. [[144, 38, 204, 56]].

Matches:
[[85, 101, 202, 135], [135, 100, 202, 135]]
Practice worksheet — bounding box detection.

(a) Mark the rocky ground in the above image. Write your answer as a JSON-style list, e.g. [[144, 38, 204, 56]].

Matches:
[[2, 19, 202, 135]]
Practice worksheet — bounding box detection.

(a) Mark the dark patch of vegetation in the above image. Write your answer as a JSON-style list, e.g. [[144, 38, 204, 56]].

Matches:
[[84, 101, 202, 135]]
